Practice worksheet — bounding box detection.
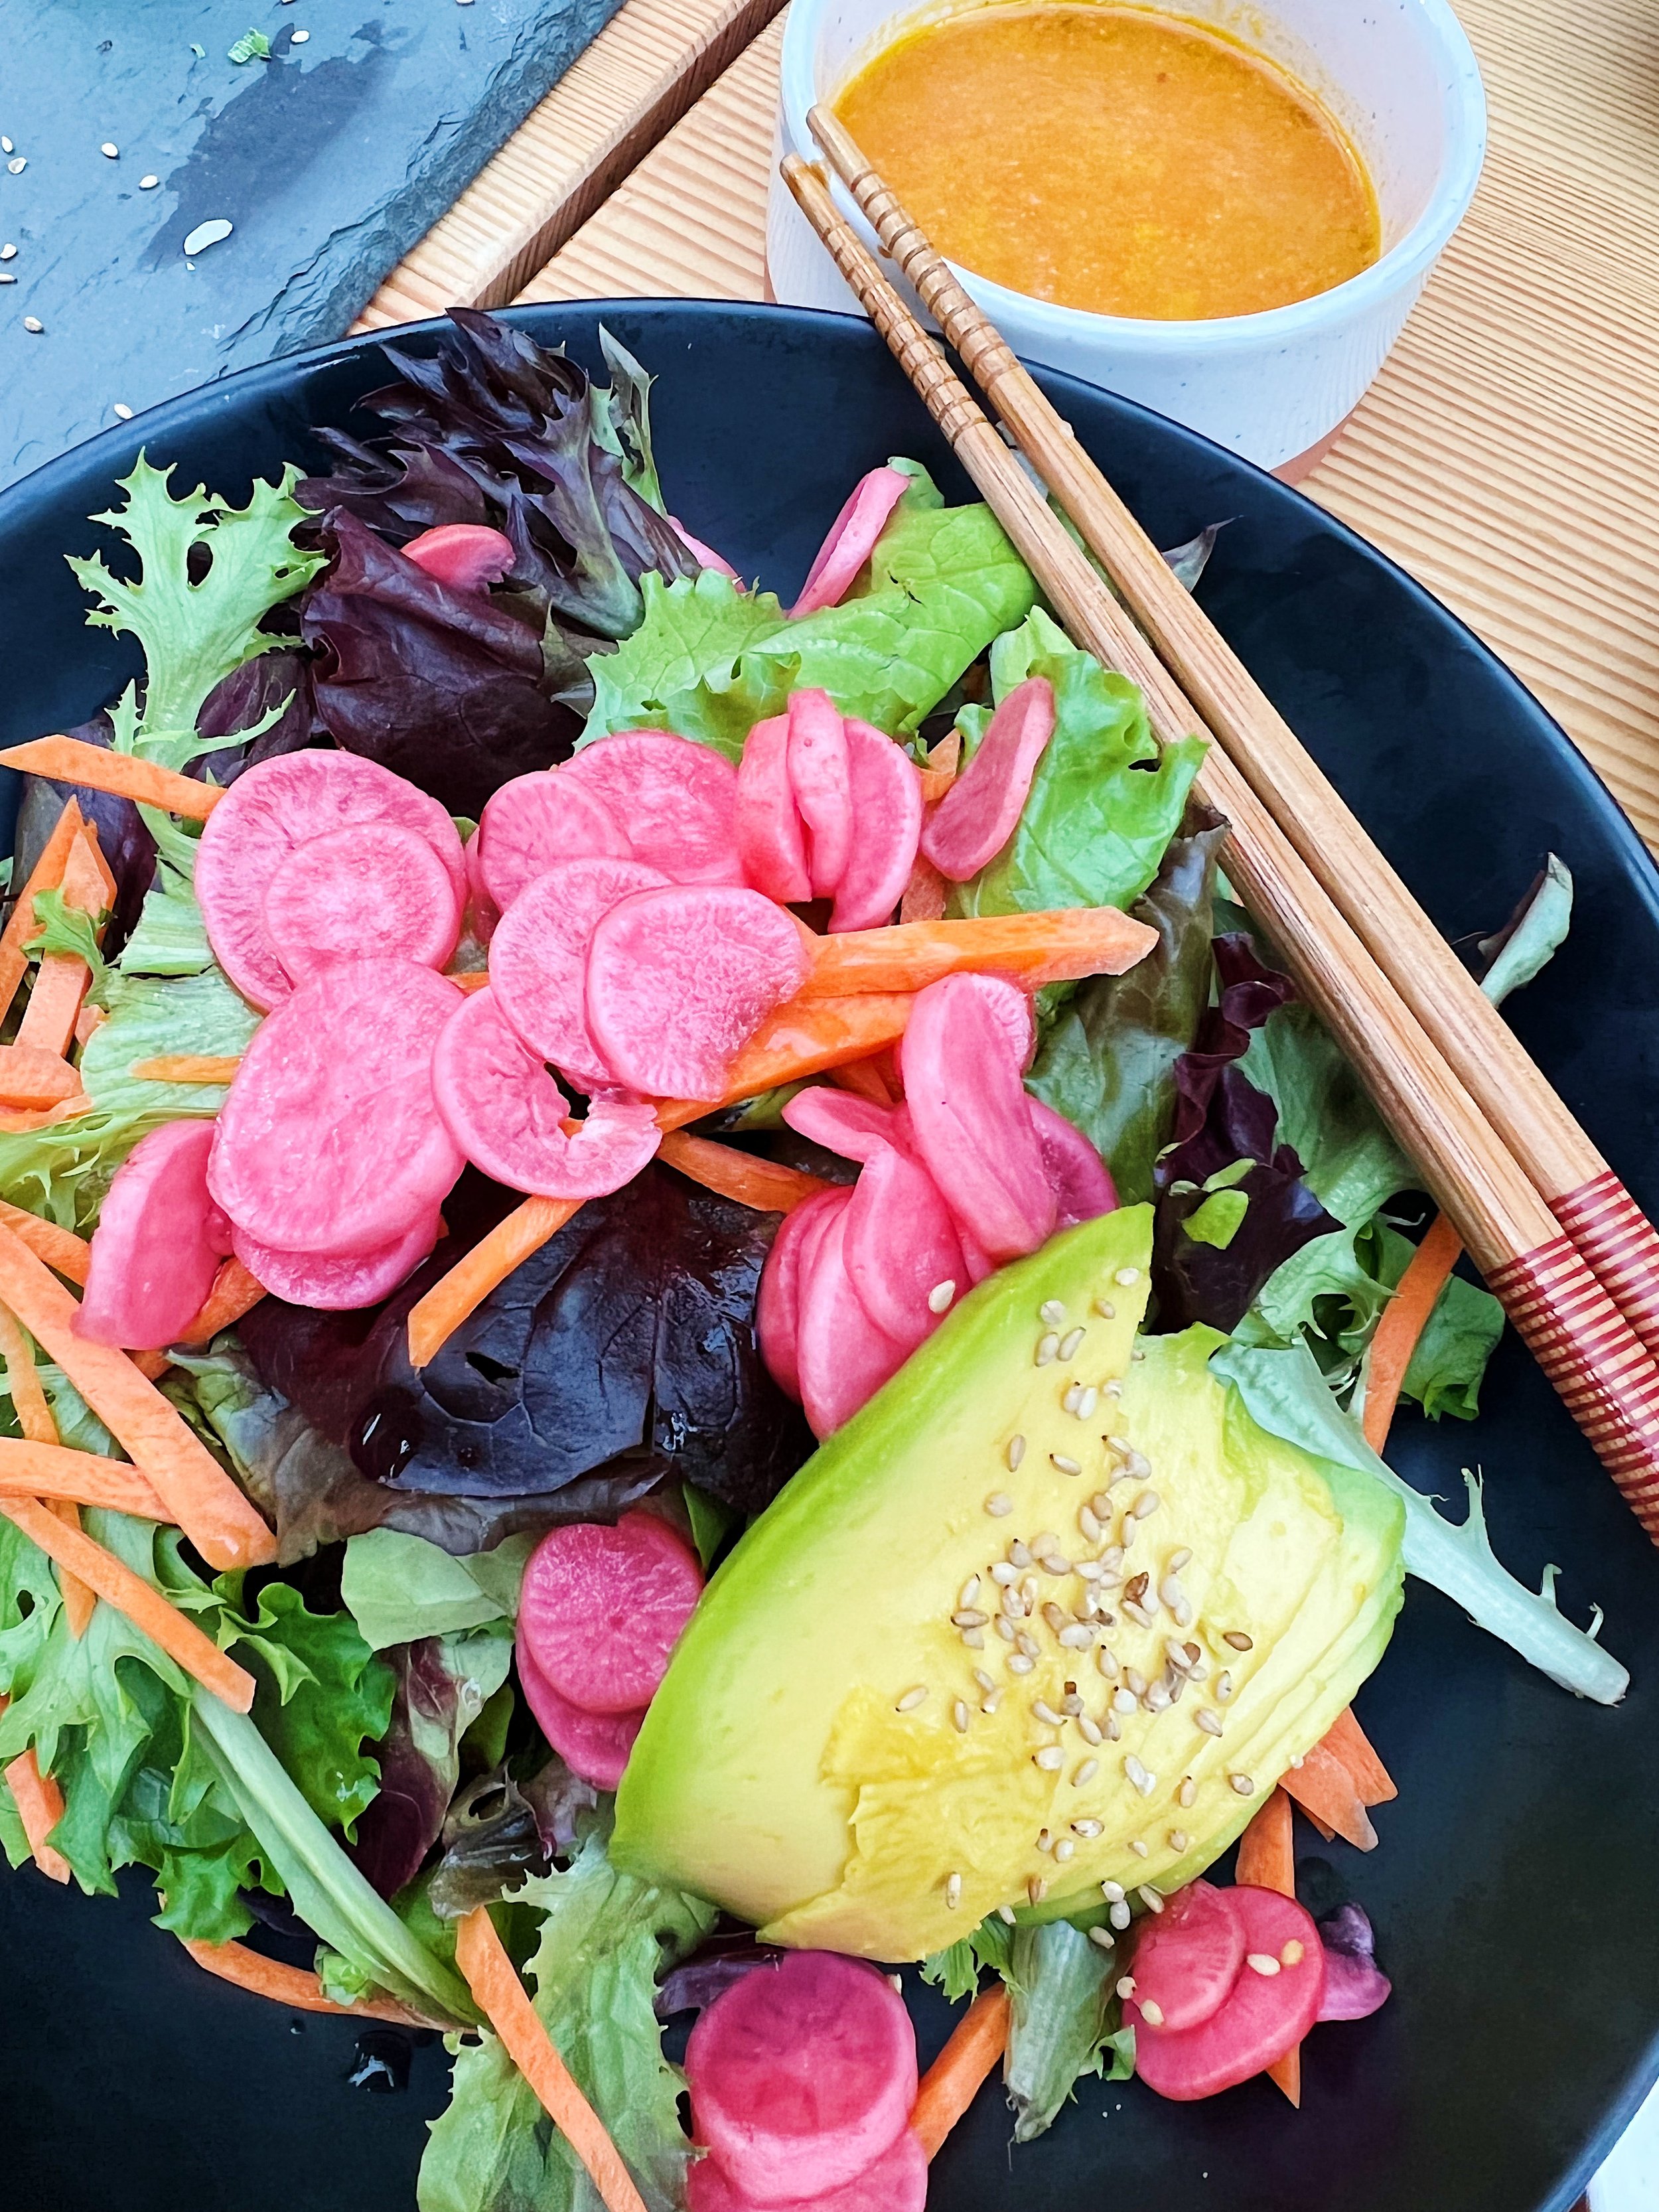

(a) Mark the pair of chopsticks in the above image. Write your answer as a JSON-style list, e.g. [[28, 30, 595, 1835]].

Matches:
[[784, 115, 1659, 1536]]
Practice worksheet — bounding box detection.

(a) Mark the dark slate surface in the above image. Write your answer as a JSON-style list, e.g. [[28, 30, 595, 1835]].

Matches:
[[0, 0, 625, 488]]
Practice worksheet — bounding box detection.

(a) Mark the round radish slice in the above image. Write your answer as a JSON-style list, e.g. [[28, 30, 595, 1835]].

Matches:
[[516, 1635, 643, 1791], [669, 517, 741, 581], [261, 820, 462, 982], [796, 1199, 908, 1436], [920, 676, 1056, 882], [687, 2126, 926, 2212], [788, 466, 912, 619], [487, 857, 668, 1086], [786, 690, 853, 898], [1129, 1885, 1327, 2102], [232, 1211, 439, 1309], [900, 974, 1056, 1262], [585, 886, 811, 1102], [431, 987, 660, 1198], [685, 1951, 918, 2204], [1126, 1878, 1246, 2034], [209, 958, 463, 1255], [780, 1086, 901, 1164], [736, 715, 810, 905], [401, 523, 516, 593], [477, 769, 629, 915], [829, 721, 924, 933], [196, 750, 469, 1011], [74, 1121, 232, 1349], [518, 1509, 704, 1716], [562, 731, 744, 886], [757, 1185, 847, 1401], [841, 1139, 966, 1349], [1028, 1096, 1118, 1228]]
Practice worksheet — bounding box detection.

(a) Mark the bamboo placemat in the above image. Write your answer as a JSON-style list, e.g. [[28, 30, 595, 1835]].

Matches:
[[517, 0, 1659, 855]]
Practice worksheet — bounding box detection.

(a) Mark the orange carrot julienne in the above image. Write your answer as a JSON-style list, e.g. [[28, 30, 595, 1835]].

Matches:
[[0, 737, 222, 820], [0, 1043, 84, 1110], [74, 1001, 107, 1048], [0, 1220, 275, 1570], [657, 1131, 833, 1214], [1319, 1707, 1398, 1807], [0, 1438, 169, 1516], [177, 1256, 267, 1345], [711, 991, 917, 1104], [0, 1299, 95, 1631], [456, 1906, 649, 2212], [912, 1983, 1011, 2158], [917, 727, 961, 806], [1280, 1740, 1378, 1852], [128, 1055, 245, 1085], [1362, 1211, 1463, 1451], [800, 908, 1157, 999], [15, 827, 111, 1061], [2, 1746, 71, 1883], [0, 1203, 90, 1286], [827, 1057, 897, 1106], [899, 855, 948, 924], [0, 1495, 255, 1709], [444, 970, 491, 994], [1235, 1789, 1300, 2104], [179, 1938, 431, 2025], [0, 798, 84, 1026], [0, 1096, 89, 1134], [407, 1197, 582, 1368]]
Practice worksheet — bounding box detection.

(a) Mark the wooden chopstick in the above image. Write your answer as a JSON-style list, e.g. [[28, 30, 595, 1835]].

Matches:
[[780, 147, 1659, 1530], [802, 104, 1659, 1380]]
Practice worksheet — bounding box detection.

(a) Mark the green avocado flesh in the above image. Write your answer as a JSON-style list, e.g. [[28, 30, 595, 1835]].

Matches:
[[613, 1204, 1404, 1960]]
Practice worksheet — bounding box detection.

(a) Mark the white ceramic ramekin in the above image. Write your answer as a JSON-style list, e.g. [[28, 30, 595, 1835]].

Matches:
[[766, 0, 1486, 472]]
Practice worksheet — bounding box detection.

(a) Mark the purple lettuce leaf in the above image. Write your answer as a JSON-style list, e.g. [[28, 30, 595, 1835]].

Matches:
[[425, 1759, 601, 1917], [655, 1930, 784, 2019], [348, 1631, 512, 1900], [1317, 1902, 1392, 2022]]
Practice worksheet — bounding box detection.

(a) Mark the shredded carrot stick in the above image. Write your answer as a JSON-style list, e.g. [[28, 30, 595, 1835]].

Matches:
[[918, 727, 962, 806], [800, 908, 1157, 999], [711, 992, 918, 1104], [0, 1044, 85, 1109], [0, 1220, 275, 1570], [179, 1938, 431, 2025], [899, 857, 948, 924], [74, 1002, 107, 1049], [0, 1203, 89, 1286], [2, 1745, 71, 1883], [0, 1096, 90, 1133], [407, 1197, 581, 1368], [0, 737, 222, 821], [444, 970, 491, 994], [1319, 1707, 1398, 1807], [456, 1906, 648, 2212], [0, 1495, 255, 1709], [1362, 1211, 1463, 1451], [1236, 1789, 1300, 2104], [912, 1983, 1011, 2157], [657, 1131, 833, 1214], [1280, 1741, 1378, 1851], [128, 1055, 245, 1085], [15, 827, 112, 1060], [828, 1056, 899, 1106], [0, 798, 84, 1026], [0, 1438, 169, 1515], [176, 1256, 267, 1345], [0, 1301, 96, 1632]]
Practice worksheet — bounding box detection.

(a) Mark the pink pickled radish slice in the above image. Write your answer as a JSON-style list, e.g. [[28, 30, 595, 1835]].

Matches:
[[232, 1212, 439, 1310], [1028, 1096, 1118, 1228], [209, 958, 463, 1255], [841, 1139, 966, 1347], [585, 885, 811, 1101], [900, 974, 1055, 1262], [972, 970, 1037, 1071], [795, 1199, 907, 1436], [687, 2127, 926, 2212], [516, 1635, 643, 1790], [74, 1121, 232, 1349], [262, 820, 462, 982], [561, 731, 744, 886], [920, 676, 1056, 881], [781, 1086, 902, 1163], [736, 715, 811, 905], [756, 1186, 846, 1402], [476, 769, 630, 916], [669, 517, 741, 581], [788, 466, 912, 619], [196, 750, 467, 1011], [488, 856, 668, 1086], [431, 986, 660, 1199], [685, 1951, 918, 2204], [829, 721, 924, 933], [401, 523, 515, 593], [787, 690, 853, 898], [463, 829, 500, 943], [1127, 1879, 1246, 2034], [1129, 1886, 1327, 2102], [518, 1509, 704, 1716]]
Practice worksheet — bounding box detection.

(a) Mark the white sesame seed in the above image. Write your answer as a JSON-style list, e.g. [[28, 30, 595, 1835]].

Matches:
[[1073, 1817, 1104, 1838], [22, 315, 41, 332], [1034, 1745, 1063, 1771], [1121, 1601, 1155, 1631], [1039, 1551, 1072, 1576], [1009, 1540, 1033, 1568], [1123, 1753, 1149, 1791], [1076, 1559, 1104, 1582], [1029, 1876, 1048, 1905], [1216, 1670, 1235, 1703], [1110, 1897, 1132, 1927], [1, 139, 12, 154], [291, 25, 311, 37], [1116, 1975, 1137, 2000], [0, 243, 13, 259], [926, 1278, 956, 1313], [1196, 1709, 1224, 1736], [1050, 1453, 1082, 1476], [1159, 1576, 1185, 1612], [1104, 1378, 1123, 1398], [985, 1492, 1013, 1516], [945, 1871, 963, 1908], [1139, 1884, 1165, 1913], [998, 1903, 1017, 1924], [1130, 1838, 1149, 1857], [1036, 1827, 1052, 1852], [1077, 1714, 1103, 1745], [1074, 1756, 1099, 1786], [101, 142, 119, 159], [1169, 1547, 1193, 1572], [1223, 1630, 1254, 1651], [1061, 1691, 1084, 1714], [1131, 1490, 1161, 1519], [1106, 1434, 1130, 1458], [112, 402, 133, 419], [8, 159, 26, 175], [1112, 1686, 1137, 1714], [952, 1700, 970, 1733], [1040, 1298, 1067, 1325], [1036, 1332, 1059, 1364], [1124, 1449, 1151, 1480], [1056, 1623, 1091, 1649], [896, 1686, 928, 1711], [959, 1574, 982, 1609], [1281, 1940, 1305, 1966], [1104, 1712, 1122, 1739], [1140, 1998, 1165, 2026], [1114, 1268, 1140, 1288], [972, 1667, 995, 1692], [995, 1617, 1017, 1643], [981, 1689, 1002, 1714], [1, 271, 19, 282], [1054, 1837, 1075, 1862], [1143, 1679, 1173, 1713], [139, 174, 159, 188], [1228, 1773, 1256, 1796], [960, 1627, 985, 1649], [1079, 1505, 1103, 1542], [1033, 1698, 1066, 1726], [1017, 1629, 1039, 1658], [1246, 1953, 1281, 1976], [952, 1609, 989, 1629], [1179, 1776, 1196, 1807], [1169, 1828, 1190, 1852], [1088, 1925, 1116, 1950], [1062, 1380, 1083, 1414], [1131, 1347, 1145, 1361], [1006, 1433, 1027, 1471], [1058, 1326, 1086, 1360], [990, 1562, 1019, 1587], [1076, 1386, 1099, 1419], [1007, 1653, 1034, 1674], [1102, 1880, 1125, 1901], [1094, 1298, 1116, 1319], [1096, 1645, 1119, 1679]]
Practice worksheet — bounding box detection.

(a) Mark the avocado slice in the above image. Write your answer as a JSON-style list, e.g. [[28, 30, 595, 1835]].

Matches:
[[613, 1205, 1404, 1960]]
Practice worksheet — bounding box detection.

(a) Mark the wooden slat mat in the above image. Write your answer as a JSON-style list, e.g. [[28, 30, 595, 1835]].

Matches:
[[518, 0, 1659, 853]]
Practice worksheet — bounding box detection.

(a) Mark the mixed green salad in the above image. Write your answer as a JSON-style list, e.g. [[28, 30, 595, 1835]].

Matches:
[[0, 311, 1625, 2212]]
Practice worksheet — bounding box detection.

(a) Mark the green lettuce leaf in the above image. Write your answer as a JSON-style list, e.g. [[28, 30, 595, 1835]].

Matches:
[[26, 889, 111, 1003], [921, 1913, 1014, 2003], [419, 1821, 716, 2212], [1002, 1919, 1134, 2142], [117, 856, 215, 976], [1240, 1001, 1414, 1228], [948, 610, 1203, 921], [340, 1529, 532, 1651]]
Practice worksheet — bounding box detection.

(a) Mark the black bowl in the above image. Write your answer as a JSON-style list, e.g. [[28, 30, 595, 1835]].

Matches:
[[3, 303, 1656, 2212]]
